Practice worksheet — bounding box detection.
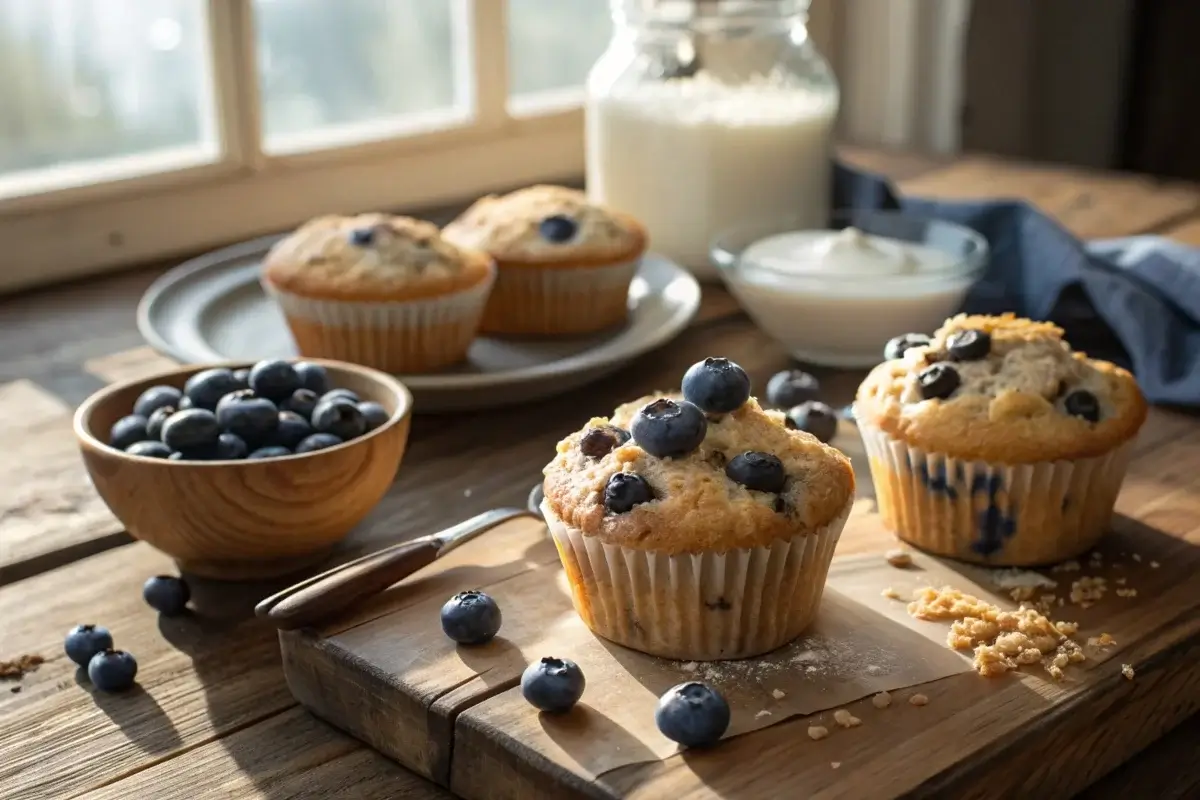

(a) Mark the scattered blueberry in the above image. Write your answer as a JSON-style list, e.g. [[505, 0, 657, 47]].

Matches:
[[604, 472, 654, 513], [357, 401, 389, 432], [917, 364, 961, 400], [183, 368, 243, 411], [215, 390, 279, 445], [655, 682, 730, 748], [109, 414, 150, 450], [294, 362, 331, 395], [280, 388, 319, 419], [132, 385, 183, 418], [248, 445, 293, 459], [349, 227, 376, 247], [274, 411, 314, 449], [725, 451, 787, 493], [87, 649, 138, 693], [64, 624, 113, 667], [215, 432, 249, 460], [312, 399, 367, 440], [580, 425, 631, 459], [785, 401, 839, 443], [631, 398, 707, 458], [320, 388, 360, 405], [440, 590, 503, 645], [145, 406, 175, 441], [765, 370, 820, 409], [946, 329, 991, 361], [142, 575, 191, 616], [249, 359, 302, 402], [126, 440, 172, 459], [538, 215, 578, 243], [161, 409, 220, 452], [521, 657, 585, 713], [884, 333, 932, 360], [231, 368, 251, 390], [681, 358, 751, 414], [1064, 389, 1101, 422], [295, 433, 343, 453]]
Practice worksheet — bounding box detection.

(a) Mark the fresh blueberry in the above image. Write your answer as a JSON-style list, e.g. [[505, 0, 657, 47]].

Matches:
[[320, 388, 360, 405], [295, 433, 343, 453], [273, 411, 314, 449], [145, 406, 175, 441], [946, 329, 991, 361], [248, 445, 293, 459], [168, 451, 185, 460], [280, 388, 319, 420], [161, 409, 221, 452], [630, 399, 707, 458], [231, 368, 251, 391], [109, 415, 150, 450], [349, 227, 376, 247], [357, 401, 389, 432], [132, 385, 183, 418], [293, 362, 330, 395], [215, 432, 249, 460], [1064, 389, 1101, 422], [142, 575, 190, 616], [249, 360, 302, 402], [538, 215, 578, 243], [440, 590, 503, 645], [216, 390, 279, 445], [177, 396, 194, 410], [655, 682, 730, 748], [521, 657, 586, 713], [312, 400, 367, 441], [785, 401, 839, 443], [126, 441, 172, 459], [765, 370, 820, 409], [580, 425, 631, 458], [917, 364, 961, 400], [725, 451, 787, 493], [87, 649, 138, 693], [63, 624, 113, 667], [604, 472, 654, 513], [681, 358, 751, 414], [183, 368, 243, 411], [884, 333, 932, 360]]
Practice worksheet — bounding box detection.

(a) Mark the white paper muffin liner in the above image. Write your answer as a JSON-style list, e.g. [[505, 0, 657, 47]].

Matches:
[[542, 496, 853, 661], [482, 257, 640, 336], [856, 418, 1135, 566]]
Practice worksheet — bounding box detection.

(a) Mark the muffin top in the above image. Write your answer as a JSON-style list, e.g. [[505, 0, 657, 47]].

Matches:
[[855, 313, 1148, 462], [441, 185, 647, 266], [543, 359, 855, 555], [262, 213, 494, 302]]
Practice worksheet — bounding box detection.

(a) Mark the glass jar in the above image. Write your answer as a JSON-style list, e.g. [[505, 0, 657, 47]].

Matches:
[[585, 0, 840, 281]]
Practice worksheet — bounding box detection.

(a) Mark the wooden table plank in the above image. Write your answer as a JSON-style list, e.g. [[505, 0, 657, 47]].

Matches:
[[1160, 215, 1200, 246]]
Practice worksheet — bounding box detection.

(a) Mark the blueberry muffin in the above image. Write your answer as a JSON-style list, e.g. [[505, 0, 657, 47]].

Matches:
[[441, 185, 647, 336], [262, 214, 495, 373], [855, 313, 1148, 566], [542, 358, 856, 661]]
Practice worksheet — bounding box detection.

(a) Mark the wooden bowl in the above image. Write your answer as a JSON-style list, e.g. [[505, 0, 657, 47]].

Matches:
[[74, 359, 413, 580]]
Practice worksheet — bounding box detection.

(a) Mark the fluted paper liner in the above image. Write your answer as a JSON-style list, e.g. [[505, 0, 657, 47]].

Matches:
[[857, 418, 1135, 566], [543, 496, 853, 661], [482, 257, 639, 336]]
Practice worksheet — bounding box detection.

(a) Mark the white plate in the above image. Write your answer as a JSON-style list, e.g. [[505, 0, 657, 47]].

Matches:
[[137, 235, 701, 413]]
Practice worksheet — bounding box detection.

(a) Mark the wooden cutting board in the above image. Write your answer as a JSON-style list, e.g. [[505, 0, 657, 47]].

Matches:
[[279, 414, 1200, 800]]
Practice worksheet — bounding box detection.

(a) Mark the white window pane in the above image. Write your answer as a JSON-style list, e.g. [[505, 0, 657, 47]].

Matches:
[[0, 0, 215, 190], [508, 0, 612, 97], [255, 0, 465, 150]]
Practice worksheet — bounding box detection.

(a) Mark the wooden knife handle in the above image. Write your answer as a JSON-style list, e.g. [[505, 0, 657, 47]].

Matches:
[[257, 538, 441, 630]]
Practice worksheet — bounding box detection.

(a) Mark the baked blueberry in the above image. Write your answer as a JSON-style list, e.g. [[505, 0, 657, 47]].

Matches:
[[142, 575, 190, 616], [917, 363, 961, 400], [273, 411, 314, 449], [64, 624, 113, 667], [681, 358, 751, 414], [655, 681, 730, 748], [725, 451, 787, 493], [440, 590, 502, 645], [946, 329, 991, 361], [1064, 389, 1100, 422], [293, 362, 330, 395], [249, 360, 302, 402], [161, 409, 221, 452], [87, 649, 138, 693], [321, 388, 360, 405], [538, 215, 578, 243], [109, 415, 150, 450], [280, 388, 319, 420], [357, 401, 389, 432], [295, 433, 343, 453], [126, 441, 172, 459], [183, 368, 243, 411], [231, 368, 251, 391], [785, 401, 839, 444], [248, 445, 292, 459], [312, 399, 367, 441], [765, 370, 820, 409], [132, 385, 183, 418], [604, 472, 654, 513], [631, 398, 707, 458], [521, 657, 585, 713], [145, 406, 175, 441], [884, 333, 932, 360], [216, 391, 278, 445], [215, 432, 249, 460], [579, 425, 631, 458], [349, 227, 376, 247]]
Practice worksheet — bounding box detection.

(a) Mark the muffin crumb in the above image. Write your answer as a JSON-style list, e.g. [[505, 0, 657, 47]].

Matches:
[[771, 688, 786, 700], [909, 693, 929, 707], [755, 709, 772, 719], [831, 762, 842, 769], [1150, 561, 1160, 568], [1088, 633, 1117, 648], [808, 725, 829, 741], [885, 548, 913, 568], [1121, 664, 1135, 680], [1115, 588, 1138, 598], [0, 654, 44, 680], [871, 691, 892, 709], [882, 587, 902, 600], [833, 709, 861, 728]]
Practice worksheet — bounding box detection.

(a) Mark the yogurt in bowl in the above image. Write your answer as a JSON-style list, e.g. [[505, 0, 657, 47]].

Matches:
[[711, 211, 989, 367]]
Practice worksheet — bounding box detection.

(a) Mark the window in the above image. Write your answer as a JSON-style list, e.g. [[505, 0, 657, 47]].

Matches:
[[0, 0, 614, 293]]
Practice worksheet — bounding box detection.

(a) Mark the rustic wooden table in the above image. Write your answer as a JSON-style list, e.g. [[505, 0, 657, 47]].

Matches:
[[2, 147, 1198, 799]]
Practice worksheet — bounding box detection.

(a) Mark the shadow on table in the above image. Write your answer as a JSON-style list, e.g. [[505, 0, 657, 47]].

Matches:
[[76, 667, 183, 755]]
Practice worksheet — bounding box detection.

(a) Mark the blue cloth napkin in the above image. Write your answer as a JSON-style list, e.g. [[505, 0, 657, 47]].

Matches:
[[834, 162, 1200, 408]]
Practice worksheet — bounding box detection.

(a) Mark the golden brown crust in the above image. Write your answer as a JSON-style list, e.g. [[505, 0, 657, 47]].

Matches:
[[542, 396, 855, 555], [855, 313, 1148, 463], [262, 213, 495, 302], [441, 185, 647, 268]]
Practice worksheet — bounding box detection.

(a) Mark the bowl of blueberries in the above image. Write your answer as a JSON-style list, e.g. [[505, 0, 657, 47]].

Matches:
[[74, 358, 413, 579]]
